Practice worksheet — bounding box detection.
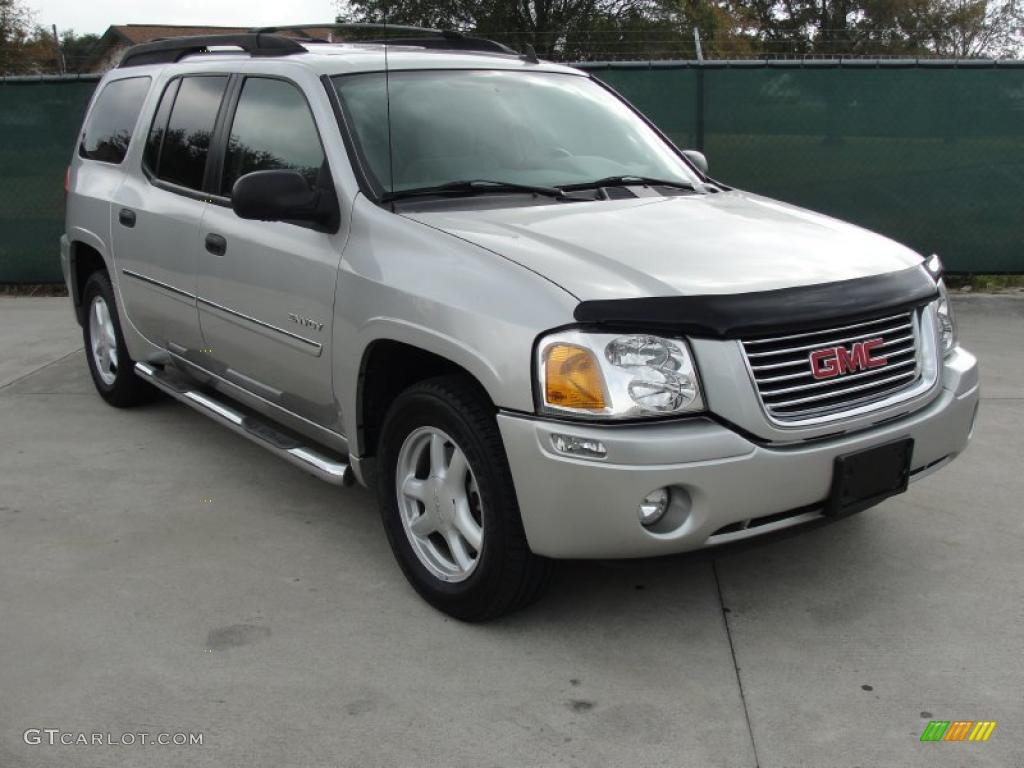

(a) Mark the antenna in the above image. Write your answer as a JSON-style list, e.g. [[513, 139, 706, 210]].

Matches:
[[383, 7, 395, 198]]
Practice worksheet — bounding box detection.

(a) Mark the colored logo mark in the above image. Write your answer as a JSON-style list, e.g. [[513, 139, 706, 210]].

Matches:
[[920, 720, 996, 742]]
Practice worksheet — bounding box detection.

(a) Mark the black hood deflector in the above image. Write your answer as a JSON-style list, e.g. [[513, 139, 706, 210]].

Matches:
[[572, 265, 938, 339]]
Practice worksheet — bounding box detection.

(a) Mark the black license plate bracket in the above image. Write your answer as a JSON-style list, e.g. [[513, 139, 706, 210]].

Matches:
[[826, 438, 914, 518]]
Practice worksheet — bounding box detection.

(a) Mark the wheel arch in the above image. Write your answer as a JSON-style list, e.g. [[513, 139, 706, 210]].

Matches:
[[354, 333, 501, 467], [67, 234, 112, 321]]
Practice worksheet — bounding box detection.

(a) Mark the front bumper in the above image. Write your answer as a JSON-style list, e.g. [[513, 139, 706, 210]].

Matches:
[[499, 346, 979, 559]]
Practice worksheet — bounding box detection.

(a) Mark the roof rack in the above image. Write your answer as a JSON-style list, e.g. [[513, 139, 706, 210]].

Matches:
[[118, 33, 305, 68], [117, 23, 519, 68], [253, 23, 517, 54]]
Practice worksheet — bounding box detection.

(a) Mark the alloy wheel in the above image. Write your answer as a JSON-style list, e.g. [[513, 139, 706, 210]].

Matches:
[[88, 295, 119, 386], [395, 426, 485, 582]]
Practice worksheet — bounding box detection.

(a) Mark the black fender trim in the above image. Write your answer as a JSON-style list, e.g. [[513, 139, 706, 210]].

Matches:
[[572, 265, 938, 339]]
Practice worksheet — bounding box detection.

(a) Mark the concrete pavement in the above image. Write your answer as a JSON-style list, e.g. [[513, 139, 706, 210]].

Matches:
[[0, 295, 1021, 768], [0, 298, 81, 388]]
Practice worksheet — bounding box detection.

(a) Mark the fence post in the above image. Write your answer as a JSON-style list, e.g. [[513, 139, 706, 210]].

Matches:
[[695, 62, 706, 151], [693, 27, 705, 151]]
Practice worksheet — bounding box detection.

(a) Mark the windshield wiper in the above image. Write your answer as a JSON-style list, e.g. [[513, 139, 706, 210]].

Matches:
[[557, 175, 698, 192], [383, 179, 567, 203]]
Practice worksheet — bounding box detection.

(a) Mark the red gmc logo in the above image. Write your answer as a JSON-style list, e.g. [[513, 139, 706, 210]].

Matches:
[[809, 338, 888, 380]]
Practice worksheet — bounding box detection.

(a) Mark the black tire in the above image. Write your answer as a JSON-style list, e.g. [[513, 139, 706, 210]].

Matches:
[[81, 270, 157, 407], [377, 376, 552, 621]]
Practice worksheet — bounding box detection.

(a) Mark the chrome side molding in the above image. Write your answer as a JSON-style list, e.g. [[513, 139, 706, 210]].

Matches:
[[135, 362, 353, 486]]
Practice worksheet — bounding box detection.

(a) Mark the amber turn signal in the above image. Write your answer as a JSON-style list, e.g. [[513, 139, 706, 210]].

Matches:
[[544, 343, 607, 410]]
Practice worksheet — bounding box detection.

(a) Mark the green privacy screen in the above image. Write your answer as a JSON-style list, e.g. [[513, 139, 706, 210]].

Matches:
[[0, 77, 97, 282], [0, 63, 1021, 281], [583, 61, 1024, 273]]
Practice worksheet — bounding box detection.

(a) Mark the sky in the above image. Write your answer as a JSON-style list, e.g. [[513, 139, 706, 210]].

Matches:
[[26, 0, 344, 36]]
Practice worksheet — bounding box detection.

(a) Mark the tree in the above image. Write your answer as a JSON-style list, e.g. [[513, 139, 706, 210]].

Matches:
[[912, 0, 1023, 56], [700, 0, 1022, 56], [337, 0, 668, 56], [0, 18, 100, 75], [0, 0, 33, 73], [60, 30, 101, 72], [335, 0, 1022, 57]]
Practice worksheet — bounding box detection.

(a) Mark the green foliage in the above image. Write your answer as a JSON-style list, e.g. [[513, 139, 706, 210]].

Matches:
[[60, 30, 101, 72], [335, 0, 1023, 58], [1, 0, 100, 75], [1, 0, 35, 73]]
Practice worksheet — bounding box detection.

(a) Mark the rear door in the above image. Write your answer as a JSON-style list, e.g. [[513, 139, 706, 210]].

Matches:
[[196, 75, 345, 429], [112, 74, 229, 352], [69, 74, 151, 307]]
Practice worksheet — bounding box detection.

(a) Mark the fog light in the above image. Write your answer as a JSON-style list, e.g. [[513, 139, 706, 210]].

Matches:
[[639, 488, 670, 527], [550, 433, 607, 459]]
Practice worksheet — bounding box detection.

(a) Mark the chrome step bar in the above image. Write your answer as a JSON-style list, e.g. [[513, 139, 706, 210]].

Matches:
[[135, 362, 353, 486]]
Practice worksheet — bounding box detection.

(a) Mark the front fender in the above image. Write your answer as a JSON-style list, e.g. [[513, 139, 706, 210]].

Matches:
[[333, 196, 579, 458]]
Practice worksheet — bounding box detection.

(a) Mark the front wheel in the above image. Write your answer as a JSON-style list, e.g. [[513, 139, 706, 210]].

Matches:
[[376, 376, 552, 621]]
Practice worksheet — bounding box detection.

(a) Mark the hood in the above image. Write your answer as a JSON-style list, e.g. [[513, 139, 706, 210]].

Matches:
[[404, 190, 924, 301]]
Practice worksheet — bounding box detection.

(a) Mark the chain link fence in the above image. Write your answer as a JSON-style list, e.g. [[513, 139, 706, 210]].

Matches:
[[583, 60, 1024, 273], [1, 61, 1022, 282], [0, 74, 98, 283]]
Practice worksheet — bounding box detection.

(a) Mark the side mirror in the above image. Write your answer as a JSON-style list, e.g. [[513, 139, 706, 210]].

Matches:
[[231, 169, 339, 231], [683, 150, 708, 176]]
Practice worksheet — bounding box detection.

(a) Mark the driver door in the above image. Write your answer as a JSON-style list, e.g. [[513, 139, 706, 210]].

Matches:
[[196, 75, 346, 430]]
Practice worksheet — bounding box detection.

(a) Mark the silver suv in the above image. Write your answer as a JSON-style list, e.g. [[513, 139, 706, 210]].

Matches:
[[62, 27, 979, 620]]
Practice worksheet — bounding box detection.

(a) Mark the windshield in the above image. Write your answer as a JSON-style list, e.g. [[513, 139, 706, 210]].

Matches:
[[332, 70, 698, 198]]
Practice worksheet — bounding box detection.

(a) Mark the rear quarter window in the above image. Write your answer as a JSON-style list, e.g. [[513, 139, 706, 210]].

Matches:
[[79, 76, 151, 164]]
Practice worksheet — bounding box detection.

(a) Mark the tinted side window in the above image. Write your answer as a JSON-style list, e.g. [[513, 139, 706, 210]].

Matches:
[[221, 78, 325, 195], [143, 79, 179, 173], [79, 77, 151, 164], [156, 76, 228, 191]]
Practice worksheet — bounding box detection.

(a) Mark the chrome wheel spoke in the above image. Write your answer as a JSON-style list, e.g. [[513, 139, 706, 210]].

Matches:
[[402, 476, 427, 502], [429, 433, 447, 475], [99, 304, 116, 346], [446, 446, 469, 488], [445, 529, 474, 571], [453, 499, 483, 551]]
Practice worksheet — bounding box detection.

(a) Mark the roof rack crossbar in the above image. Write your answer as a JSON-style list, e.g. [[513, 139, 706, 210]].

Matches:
[[353, 36, 516, 54], [118, 33, 305, 68], [252, 23, 518, 55], [253, 22, 455, 37]]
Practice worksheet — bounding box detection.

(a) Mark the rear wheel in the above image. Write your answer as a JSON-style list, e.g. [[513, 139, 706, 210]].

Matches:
[[81, 271, 156, 407], [377, 376, 552, 621]]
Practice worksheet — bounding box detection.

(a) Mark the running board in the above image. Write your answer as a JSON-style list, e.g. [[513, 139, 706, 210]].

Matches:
[[135, 362, 353, 486]]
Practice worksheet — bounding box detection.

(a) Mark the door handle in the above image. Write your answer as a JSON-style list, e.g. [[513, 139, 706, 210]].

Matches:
[[118, 208, 136, 228], [205, 233, 227, 256]]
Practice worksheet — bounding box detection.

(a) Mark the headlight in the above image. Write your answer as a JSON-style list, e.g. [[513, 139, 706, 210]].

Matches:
[[537, 330, 704, 419], [935, 279, 958, 355]]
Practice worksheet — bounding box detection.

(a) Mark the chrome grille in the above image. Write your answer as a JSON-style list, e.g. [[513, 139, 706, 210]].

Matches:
[[742, 311, 922, 422]]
